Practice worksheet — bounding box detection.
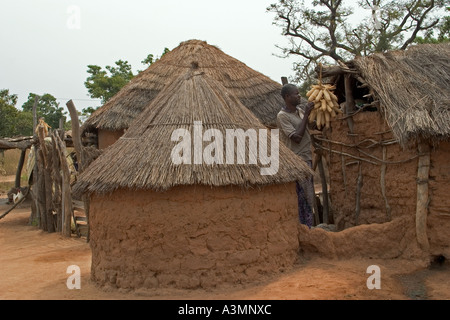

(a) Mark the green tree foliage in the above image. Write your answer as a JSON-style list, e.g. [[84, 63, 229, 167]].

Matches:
[[268, 0, 448, 82], [14, 112, 34, 136], [84, 60, 134, 105], [0, 89, 20, 137], [82, 48, 170, 117], [140, 47, 170, 68], [22, 93, 67, 132]]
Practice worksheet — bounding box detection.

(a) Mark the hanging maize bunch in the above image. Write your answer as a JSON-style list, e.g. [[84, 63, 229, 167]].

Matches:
[[306, 82, 343, 130], [306, 63, 343, 130]]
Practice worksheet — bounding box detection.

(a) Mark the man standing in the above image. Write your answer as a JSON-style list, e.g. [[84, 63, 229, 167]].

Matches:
[[277, 84, 315, 228]]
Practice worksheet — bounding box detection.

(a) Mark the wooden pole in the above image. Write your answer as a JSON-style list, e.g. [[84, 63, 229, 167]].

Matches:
[[37, 149, 46, 231], [66, 99, 90, 241], [66, 100, 83, 171], [344, 74, 355, 133], [416, 141, 430, 251], [0, 187, 30, 220], [38, 126, 55, 232], [29, 145, 39, 226], [55, 133, 73, 237], [317, 155, 330, 224], [51, 133, 62, 232], [380, 146, 392, 221], [281, 77, 288, 85], [355, 162, 363, 225], [44, 144, 55, 233], [31, 95, 40, 225], [37, 127, 48, 166], [14, 149, 26, 188], [32, 96, 39, 133], [0, 138, 33, 150]]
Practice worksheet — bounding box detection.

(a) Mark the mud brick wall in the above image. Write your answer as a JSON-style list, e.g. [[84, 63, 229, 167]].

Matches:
[[97, 129, 124, 150], [88, 183, 300, 290], [428, 141, 450, 257], [326, 112, 418, 230]]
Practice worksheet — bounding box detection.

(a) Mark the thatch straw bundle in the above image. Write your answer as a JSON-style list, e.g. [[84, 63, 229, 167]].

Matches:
[[352, 43, 450, 146], [73, 69, 312, 195], [82, 39, 286, 133]]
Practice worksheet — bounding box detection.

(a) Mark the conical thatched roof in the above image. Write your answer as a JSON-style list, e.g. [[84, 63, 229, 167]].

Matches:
[[351, 43, 450, 147], [82, 39, 287, 134], [73, 69, 312, 195]]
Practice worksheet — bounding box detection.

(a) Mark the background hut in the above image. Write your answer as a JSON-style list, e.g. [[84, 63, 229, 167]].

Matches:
[[73, 68, 313, 290], [82, 39, 297, 150], [310, 43, 450, 259]]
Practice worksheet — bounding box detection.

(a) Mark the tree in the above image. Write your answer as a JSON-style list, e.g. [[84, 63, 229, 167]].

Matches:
[[140, 47, 170, 68], [415, 5, 450, 43], [22, 93, 67, 132], [0, 90, 35, 137], [267, 0, 448, 82], [82, 48, 171, 117], [14, 112, 34, 136], [0, 89, 20, 138], [84, 60, 134, 105]]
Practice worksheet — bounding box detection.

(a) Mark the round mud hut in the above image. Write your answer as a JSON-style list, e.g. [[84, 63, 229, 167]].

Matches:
[[73, 68, 313, 290], [82, 39, 298, 149]]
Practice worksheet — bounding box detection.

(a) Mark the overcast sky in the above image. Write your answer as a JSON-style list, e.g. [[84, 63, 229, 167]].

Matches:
[[0, 0, 370, 114]]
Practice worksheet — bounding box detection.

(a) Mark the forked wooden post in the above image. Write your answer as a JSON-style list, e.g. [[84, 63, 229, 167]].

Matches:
[[66, 99, 90, 241], [14, 149, 26, 188], [66, 100, 83, 171], [54, 133, 73, 237]]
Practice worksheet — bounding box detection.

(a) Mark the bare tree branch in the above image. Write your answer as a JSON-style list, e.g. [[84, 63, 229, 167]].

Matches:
[[267, 0, 447, 81], [401, 0, 439, 49]]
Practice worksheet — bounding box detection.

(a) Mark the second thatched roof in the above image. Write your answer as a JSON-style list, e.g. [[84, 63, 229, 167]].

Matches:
[[73, 68, 312, 195], [351, 43, 450, 147], [82, 39, 287, 134]]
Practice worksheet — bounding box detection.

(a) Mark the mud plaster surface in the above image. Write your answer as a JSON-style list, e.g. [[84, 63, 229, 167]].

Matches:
[[1, 202, 449, 300], [89, 184, 301, 290], [325, 112, 450, 257]]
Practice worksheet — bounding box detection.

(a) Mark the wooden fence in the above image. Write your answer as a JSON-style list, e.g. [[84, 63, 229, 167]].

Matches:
[[1, 100, 96, 241]]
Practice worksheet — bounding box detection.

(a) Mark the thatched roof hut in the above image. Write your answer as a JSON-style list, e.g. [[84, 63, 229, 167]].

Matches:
[[82, 39, 290, 149], [352, 43, 450, 147], [73, 68, 313, 290], [301, 43, 450, 261], [75, 69, 311, 194]]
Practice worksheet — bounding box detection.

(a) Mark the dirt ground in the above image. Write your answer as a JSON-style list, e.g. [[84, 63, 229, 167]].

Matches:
[[0, 193, 449, 301]]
